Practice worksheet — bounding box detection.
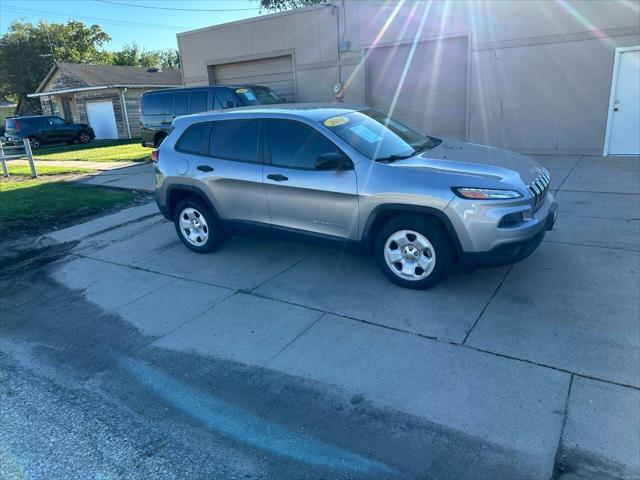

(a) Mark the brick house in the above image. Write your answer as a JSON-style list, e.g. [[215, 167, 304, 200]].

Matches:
[[28, 63, 182, 139]]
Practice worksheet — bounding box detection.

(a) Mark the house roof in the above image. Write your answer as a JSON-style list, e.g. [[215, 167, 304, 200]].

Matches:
[[35, 62, 182, 93]]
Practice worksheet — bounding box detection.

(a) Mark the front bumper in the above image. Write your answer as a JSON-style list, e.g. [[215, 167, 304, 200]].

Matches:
[[461, 201, 558, 270]]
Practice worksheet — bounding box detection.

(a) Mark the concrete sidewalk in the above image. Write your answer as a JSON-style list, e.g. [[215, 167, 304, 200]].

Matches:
[[8, 154, 640, 479], [76, 162, 155, 191]]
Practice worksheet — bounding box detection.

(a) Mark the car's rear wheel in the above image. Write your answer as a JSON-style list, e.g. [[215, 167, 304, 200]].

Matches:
[[374, 215, 453, 289], [27, 136, 40, 150], [78, 131, 92, 144], [174, 198, 223, 253]]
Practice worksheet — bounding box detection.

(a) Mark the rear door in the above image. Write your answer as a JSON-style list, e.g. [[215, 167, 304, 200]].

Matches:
[[188, 118, 269, 225], [263, 119, 358, 240]]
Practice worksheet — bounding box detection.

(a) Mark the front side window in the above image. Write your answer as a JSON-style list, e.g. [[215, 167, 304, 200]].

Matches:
[[49, 116, 66, 126], [320, 109, 440, 161], [189, 91, 208, 114], [215, 89, 241, 109], [143, 92, 172, 115], [268, 119, 340, 170], [175, 122, 211, 156], [209, 120, 259, 162], [250, 87, 285, 105]]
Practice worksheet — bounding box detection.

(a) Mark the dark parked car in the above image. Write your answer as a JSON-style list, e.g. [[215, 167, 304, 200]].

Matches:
[[3, 115, 94, 150], [140, 85, 286, 148]]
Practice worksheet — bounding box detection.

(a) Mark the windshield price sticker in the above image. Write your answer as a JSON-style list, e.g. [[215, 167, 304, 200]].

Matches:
[[323, 116, 349, 127]]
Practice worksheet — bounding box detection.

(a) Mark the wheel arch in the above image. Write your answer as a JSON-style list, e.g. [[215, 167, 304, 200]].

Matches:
[[165, 184, 221, 223], [361, 204, 462, 258]]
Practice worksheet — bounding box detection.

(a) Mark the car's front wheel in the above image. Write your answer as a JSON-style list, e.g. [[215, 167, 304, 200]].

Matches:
[[374, 215, 453, 289], [174, 198, 223, 253]]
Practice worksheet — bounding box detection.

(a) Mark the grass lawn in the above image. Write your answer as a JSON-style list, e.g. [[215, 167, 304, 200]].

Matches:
[[6, 164, 95, 176], [34, 139, 151, 163], [0, 175, 140, 239]]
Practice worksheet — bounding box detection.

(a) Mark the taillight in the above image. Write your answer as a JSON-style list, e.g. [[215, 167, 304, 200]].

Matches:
[[151, 149, 159, 162], [13, 119, 21, 131]]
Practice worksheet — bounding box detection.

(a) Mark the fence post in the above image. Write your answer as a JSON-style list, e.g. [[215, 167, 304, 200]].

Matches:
[[0, 140, 7, 177], [23, 138, 37, 178]]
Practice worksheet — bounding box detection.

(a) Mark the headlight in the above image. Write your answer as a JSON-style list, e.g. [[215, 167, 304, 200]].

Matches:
[[453, 187, 522, 200]]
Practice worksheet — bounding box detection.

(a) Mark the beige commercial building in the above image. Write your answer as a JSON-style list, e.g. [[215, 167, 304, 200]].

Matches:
[[177, 0, 640, 155]]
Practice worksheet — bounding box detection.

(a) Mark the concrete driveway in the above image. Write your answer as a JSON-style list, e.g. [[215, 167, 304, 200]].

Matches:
[[1, 155, 638, 479]]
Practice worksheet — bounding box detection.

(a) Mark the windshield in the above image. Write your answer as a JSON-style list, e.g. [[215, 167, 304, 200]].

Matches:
[[235, 87, 285, 106], [320, 109, 440, 161]]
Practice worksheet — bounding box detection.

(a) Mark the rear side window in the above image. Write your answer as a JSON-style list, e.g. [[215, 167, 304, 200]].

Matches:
[[23, 117, 48, 128], [174, 92, 189, 116], [209, 120, 259, 162], [189, 91, 208, 114], [143, 92, 172, 115], [268, 120, 340, 170], [175, 122, 211, 156]]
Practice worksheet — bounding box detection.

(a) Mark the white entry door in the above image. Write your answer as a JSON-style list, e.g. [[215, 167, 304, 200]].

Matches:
[[85, 100, 118, 139], [605, 47, 640, 155]]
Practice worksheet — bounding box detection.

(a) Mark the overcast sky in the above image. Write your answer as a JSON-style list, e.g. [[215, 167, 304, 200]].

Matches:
[[0, 0, 267, 51]]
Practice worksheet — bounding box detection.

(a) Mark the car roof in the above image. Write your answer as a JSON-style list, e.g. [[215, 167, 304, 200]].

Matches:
[[181, 103, 367, 122], [11, 115, 54, 120], [143, 84, 273, 95]]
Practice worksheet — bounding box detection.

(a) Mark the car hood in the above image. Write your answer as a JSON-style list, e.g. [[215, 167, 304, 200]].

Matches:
[[394, 139, 544, 186]]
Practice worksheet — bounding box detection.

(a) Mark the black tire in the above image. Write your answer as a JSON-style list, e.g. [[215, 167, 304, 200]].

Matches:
[[27, 136, 41, 150], [374, 215, 454, 289], [173, 197, 224, 253], [154, 133, 166, 148], [78, 130, 92, 144]]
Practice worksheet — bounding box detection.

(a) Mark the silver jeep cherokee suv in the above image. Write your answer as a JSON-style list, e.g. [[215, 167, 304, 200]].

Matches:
[[153, 104, 557, 289]]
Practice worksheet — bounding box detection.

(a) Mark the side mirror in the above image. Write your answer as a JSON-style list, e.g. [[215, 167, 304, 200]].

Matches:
[[315, 152, 351, 171], [225, 101, 234, 109]]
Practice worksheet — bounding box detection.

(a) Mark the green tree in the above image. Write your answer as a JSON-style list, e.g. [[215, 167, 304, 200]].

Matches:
[[0, 19, 111, 111], [255, 0, 323, 12], [110, 43, 180, 69]]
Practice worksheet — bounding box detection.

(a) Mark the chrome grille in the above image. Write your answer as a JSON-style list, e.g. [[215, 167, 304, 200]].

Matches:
[[528, 168, 550, 209]]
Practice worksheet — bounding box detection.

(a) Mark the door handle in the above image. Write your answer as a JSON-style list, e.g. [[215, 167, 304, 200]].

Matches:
[[197, 165, 214, 172], [267, 174, 288, 182]]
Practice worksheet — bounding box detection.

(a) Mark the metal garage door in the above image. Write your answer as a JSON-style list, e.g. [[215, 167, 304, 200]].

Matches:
[[212, 55, 295, 102], [85, 100, 118, 139], [365, 36, 468, 139]]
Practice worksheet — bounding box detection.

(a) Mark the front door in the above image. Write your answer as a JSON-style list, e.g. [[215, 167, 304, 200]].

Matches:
[[48, 116, 75, 142], [188, 119, 269, 225], [606, 47, 640, 155], [263, 119, 358, 240]]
